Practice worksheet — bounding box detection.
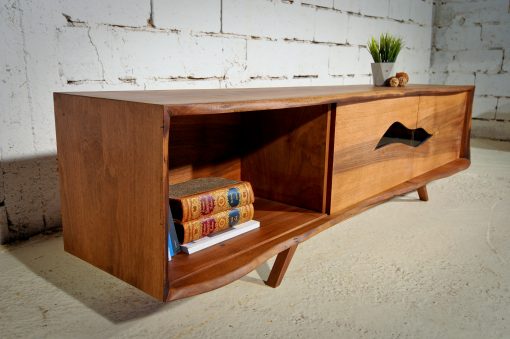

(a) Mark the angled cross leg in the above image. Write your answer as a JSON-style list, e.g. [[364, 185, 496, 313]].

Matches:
[[417, 185, 429, 201], [265, 245, 298, 288]]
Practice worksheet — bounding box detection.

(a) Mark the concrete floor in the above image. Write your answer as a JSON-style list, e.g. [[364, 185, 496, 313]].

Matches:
[[1, 138, 509, 339]]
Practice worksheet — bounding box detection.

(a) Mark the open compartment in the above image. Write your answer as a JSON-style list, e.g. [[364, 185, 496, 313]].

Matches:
[[168, 105, 331, 212], [166, 104, 332, 300]]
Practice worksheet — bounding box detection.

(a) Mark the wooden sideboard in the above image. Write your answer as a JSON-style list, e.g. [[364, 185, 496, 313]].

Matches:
[[54, 84, 474, 301]]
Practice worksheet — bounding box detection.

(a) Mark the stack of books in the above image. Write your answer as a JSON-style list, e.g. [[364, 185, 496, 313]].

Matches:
[[168, 177, 259, 256]]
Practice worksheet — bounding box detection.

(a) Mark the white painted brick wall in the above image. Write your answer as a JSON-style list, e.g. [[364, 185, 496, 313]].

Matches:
[[411, 0, 433, 26], [247, 39, 330, 78], [58, 27, 106, 82], [358, 46, 375, 74], [302, 0, 333, 8], [389, 0, 411, 22], [434, 26, 482, 51], [448, 50, 503, 73], [329, 46, 359, 75], [0, 0, 435, 242], [333, 0, 359, 13], [431, 0, 510, 140], [497, 97, 510, 120], [347, 16, 395, 46], [152, 0, 221, 32], [429, 72, 476, 86], [360, 0, 389, 18], [314, 8, 348, 44], [60, 0, 150, 27], [476, 74, 510, 97], [434, 0, 508, 26], [503, 48, 510, 72], [222, 0, 315, 41], [481, 24, 510, 49], [472, 96, 498, 119], [1, 2, 35, 160]]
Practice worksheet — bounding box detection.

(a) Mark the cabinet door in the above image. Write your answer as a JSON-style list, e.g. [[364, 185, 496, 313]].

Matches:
[[413, 93, 467, 177], [330, 97, 419, 213]]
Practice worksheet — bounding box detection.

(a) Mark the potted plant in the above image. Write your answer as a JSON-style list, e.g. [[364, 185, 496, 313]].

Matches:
[[368, 33, 404, 86]]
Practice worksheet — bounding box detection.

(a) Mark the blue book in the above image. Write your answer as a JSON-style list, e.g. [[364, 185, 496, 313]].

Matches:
[[168, 206, 181, 259]]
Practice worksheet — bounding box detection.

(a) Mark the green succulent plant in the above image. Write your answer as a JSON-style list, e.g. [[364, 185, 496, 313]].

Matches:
[[367, 33, 404, 63]]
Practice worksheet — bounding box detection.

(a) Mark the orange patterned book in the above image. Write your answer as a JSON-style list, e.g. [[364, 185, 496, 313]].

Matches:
[[175, 204, 255, 244], [169, 177, 255, 222]]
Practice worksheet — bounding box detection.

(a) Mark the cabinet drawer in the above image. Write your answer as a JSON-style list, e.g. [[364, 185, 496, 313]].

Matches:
[[330, 97, 419, 213], [413, 93, 467, 177]]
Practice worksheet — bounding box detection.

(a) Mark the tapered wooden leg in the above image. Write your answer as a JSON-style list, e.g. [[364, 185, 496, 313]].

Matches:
[[417, 185, 429, 201], [265, 245, 298, 288]]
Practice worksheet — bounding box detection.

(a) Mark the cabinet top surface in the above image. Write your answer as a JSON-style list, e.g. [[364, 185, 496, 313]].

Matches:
[[57, 84, 473, 115]]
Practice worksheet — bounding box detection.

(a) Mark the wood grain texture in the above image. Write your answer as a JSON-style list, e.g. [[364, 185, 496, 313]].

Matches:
[[330, 97, 419, 213], [242, 105, 331, 212], [54, 94, 168, 301], [162, 111, 171, 298], [413, 93, 467, 177], [264, 244, 298, 288], [168, 113, 242, 185], [166, 159, 470, 301], [62, 84, 474, 115]]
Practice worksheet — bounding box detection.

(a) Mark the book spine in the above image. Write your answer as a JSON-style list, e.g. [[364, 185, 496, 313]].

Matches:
[[177, 204, 255, 244], [171, 182, 254, 222], [167, 205, 181, 259]]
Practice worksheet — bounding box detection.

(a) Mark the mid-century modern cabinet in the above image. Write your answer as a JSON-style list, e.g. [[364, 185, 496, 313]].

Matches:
[[54, 85, 474, 301]]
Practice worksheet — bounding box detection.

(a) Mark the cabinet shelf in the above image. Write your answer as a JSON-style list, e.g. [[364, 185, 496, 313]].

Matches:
[[167, 198, 325, 300]]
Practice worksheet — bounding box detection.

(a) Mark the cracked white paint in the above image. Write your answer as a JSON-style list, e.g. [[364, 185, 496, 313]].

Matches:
[[1, 0, 437, 242], [86, 26, 106, 82]]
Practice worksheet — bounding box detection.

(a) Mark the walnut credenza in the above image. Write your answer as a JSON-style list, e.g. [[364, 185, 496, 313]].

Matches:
[[54, 84, 474, 301]]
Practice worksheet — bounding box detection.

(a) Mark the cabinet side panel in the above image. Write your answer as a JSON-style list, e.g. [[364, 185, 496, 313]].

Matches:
[[331, 97, 419, 213], [241, 105, 330, 212], [460, 89, 474, 160], [413, 93, 467, 177], [54, 94, 167, 300]]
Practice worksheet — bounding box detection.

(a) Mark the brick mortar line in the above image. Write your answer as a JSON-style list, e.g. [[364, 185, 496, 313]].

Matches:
[[192, 31, 428, 51], [300, 1, 431, 27], [61, 11, 430, 38], [62, 23, 429, 51], [473, 117, 510, 122], [66, 71, 431, 85]]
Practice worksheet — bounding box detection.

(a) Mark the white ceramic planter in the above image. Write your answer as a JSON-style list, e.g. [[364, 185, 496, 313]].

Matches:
[[371, 63, 394, 87]]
